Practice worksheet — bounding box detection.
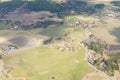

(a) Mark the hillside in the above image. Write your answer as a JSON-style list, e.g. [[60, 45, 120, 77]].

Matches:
[[0, 0, 120, 80]]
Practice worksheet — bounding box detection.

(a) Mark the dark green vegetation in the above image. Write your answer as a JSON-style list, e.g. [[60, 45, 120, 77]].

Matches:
[[0, 0, 24, 17], [94, 58, 119, 76], [88, 42, 107, 53], [83, 35, 120, 76], [111, 1, 120, 12], [25, 0, 97, 15], [89, 44, 119, 76], [0, 0, 105, 17], [111, 1, 120, 7], [104, 60, 119, 76], [0, 0, 107, 31], [94, 4, 105, 10], [87, 42, 120, 76], [26, 0, 61, 13], [0, 0, 91, 29]]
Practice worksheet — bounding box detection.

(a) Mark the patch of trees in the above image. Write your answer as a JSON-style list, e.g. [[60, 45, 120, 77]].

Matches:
[[0, 0, 104, 18], [93, 59, 119, 76], [86, 41, 119, 76], [0, 0, 105, 30], [85, 6, 97, 15], [0, 0, 106, 18], [60, 0, 96, 15], [18, 20, 63, 30], [111, 1, 120, 12], [0, 0, 24, 15], [26, 0, 61, 12], [26, 0, 87, 12], [26, 0, 97, 15], [30, 21, 63, 28], [43, 37, 53, 44], [102, 60, 119, 76], [114, 8, 120, 12], [61, 1, 87, 10], [94, 3, 105, 10], [111, 1, 120, 7], [98, 59, 119, 76], [83, 36, 120, 76], [87, 42, 107, 53]]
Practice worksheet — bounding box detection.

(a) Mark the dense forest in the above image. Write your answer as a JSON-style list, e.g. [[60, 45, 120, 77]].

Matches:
[[0, 0, 106, 16]]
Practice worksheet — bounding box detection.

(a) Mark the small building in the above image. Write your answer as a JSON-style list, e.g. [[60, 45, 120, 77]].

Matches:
[[8, 45, 18, 51]]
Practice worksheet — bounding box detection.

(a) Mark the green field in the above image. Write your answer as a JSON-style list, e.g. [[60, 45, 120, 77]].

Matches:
[[39, 26, 67, 37], [1, 0, 120, 80], [64, 16, 79, 23], [1, 15, 91, 80], [40, 25, 85, 42], [3, 45, 93, 80]]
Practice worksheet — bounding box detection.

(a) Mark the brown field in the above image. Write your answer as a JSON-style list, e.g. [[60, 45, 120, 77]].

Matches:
[[82, 71, 109, 80], [0, 30, 48, 49], [90, 19, 120, 45]]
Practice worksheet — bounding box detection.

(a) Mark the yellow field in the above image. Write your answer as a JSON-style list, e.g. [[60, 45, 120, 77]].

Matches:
[[3, 45, 93, 80]]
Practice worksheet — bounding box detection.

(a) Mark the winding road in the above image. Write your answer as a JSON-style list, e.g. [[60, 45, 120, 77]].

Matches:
[[82, 28, 115, 80]]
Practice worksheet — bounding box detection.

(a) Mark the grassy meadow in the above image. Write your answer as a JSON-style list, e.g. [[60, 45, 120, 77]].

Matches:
[[0, 13, 93, 80], [3, 45, 93, 80]]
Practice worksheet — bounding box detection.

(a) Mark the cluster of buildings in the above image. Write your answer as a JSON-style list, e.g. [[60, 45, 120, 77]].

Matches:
[[70, 20, 99, 29], [0, 44, 18, 56]]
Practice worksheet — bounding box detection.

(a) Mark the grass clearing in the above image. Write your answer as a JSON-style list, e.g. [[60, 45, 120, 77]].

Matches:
[[39, 26, 69, 37], [64, 27, 85, 42], [3, 45, 93, 80], [39, 25, 85, 42], [64, 16, 79, 23]]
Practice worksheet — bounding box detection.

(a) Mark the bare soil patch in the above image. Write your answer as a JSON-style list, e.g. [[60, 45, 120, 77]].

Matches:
[[0, 37, 6, 43], [82, 71, 109, 80], [0, 30, 48, 49]]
